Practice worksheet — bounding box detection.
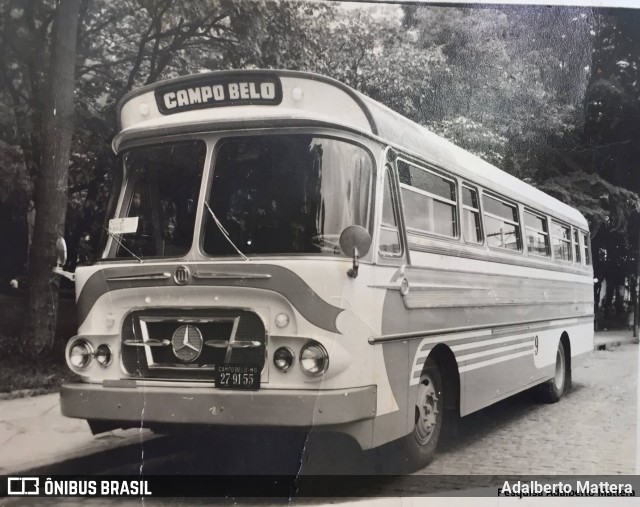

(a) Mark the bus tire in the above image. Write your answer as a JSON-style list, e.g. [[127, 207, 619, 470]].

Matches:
[[402, 358, 444, 468], [539, 340, 568, 403]]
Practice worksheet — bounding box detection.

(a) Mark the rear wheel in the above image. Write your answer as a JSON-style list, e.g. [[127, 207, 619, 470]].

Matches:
[[539, 341, 568, 403], [402, 358, 444, 468]]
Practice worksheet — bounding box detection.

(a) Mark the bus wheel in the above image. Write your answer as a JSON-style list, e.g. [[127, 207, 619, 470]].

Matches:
[[404, 358, 444, 468], [539, 341, 567, 403]]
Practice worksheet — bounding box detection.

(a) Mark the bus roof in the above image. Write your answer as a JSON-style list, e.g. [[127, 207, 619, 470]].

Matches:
[[116, 69, 588, 229]]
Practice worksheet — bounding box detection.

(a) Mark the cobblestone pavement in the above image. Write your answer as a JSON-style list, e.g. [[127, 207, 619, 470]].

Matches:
[[418, 344, 638, 475]]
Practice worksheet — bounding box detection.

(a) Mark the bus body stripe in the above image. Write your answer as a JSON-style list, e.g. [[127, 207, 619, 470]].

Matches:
[[411, 347, 535, 382], [415, 338, 534, 366], [452, 334, 533, 353], [458, 349, 533, 373], [457, 343, 533, 365]]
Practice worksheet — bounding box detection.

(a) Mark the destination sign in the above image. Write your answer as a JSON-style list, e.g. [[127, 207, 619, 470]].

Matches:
[[154, 73, 282, 114]]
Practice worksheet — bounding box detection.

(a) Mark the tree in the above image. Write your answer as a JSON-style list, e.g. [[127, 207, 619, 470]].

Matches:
[[398, 4, 595, 178], [21, 0, 80, 355], [582, 9, 640, 328]]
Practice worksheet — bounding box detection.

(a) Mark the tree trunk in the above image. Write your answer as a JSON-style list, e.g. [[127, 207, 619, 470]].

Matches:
[[22, 0, 80, 356]]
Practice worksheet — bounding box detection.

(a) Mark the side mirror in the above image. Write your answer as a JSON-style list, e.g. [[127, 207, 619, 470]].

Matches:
[[56, 237, 67, 267], [339, 225, 372, 279], [52, 237, 74, 282]]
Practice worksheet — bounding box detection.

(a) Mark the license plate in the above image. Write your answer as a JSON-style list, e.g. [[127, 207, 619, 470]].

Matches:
[[215, 364, 261, 390]]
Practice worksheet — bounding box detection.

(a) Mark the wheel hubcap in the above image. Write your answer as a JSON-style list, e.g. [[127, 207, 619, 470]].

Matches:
[[554, 348, 565, 391], [414, 376, 439, 445]]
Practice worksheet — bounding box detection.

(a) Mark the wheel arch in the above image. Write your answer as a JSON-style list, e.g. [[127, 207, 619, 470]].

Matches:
[[422, 343, 461, 417], [560, 330, 572, 386]]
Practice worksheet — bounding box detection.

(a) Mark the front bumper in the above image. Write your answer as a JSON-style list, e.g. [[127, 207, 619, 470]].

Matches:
[[60, 382, 377, 427]]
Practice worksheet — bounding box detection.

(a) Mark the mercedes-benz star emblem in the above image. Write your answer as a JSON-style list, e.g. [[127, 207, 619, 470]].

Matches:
[[171, 325, 203, 362]]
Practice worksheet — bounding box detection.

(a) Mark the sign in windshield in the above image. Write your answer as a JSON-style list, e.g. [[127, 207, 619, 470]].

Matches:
[[154, 73, 282, 115]]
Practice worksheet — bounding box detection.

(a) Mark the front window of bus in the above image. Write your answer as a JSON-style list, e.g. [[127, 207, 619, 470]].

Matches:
[[203, 135, 373, 257], [106, 140, 206, 259]]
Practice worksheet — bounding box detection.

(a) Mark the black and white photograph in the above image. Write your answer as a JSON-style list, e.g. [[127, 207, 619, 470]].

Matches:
[[0, 0, 638, 501]]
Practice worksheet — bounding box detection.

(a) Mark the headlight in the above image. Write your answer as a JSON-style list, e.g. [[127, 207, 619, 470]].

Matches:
[[299, 342, 328, 376], [95, 344, 112, 367], [69, 340, 93, 368], [273, 347, 294, 372]]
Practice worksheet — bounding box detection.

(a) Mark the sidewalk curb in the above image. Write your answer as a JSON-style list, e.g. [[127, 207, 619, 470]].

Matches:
[[0, 387, 57, 401], [594, 339, 639, 351], [595, 341, 624, 351]]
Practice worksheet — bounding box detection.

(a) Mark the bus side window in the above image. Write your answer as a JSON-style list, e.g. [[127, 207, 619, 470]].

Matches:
[[462, 185, 482, 244], [524, 210, 550, 257], [379, 166, 402, 256], [551, 221, 572, 262], [482, 194, 521, 251], [582, 231, 592, 266], [398, 159, 458, 238], [573, 228, 581, 264]]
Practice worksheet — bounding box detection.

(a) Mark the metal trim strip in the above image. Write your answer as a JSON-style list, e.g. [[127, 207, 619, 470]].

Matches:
[[107, 273, 171, 281], [193, 272, 272, 280], [407, 241, 592, 276], [369, 314, 594, 344]]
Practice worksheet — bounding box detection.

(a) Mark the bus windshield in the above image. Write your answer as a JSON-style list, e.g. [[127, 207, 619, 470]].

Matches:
[[107, 140, 206, 259], [202, 135, 373, 257]]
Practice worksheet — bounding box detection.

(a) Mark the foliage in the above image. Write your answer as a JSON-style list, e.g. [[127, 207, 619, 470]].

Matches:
[[537, 169, 640, 236], [1, 1, 640, 341], [584, 11, 640, 192], [580, 10, 640, 290], [405, 5, 593, 177]]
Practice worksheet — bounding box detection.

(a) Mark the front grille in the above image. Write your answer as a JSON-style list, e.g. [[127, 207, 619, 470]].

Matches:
[[121, 309, 266, 380]]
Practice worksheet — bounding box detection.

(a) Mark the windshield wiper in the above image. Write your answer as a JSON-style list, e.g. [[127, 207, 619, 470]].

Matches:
[[103, 227, 143, 263], [204, 201, 250, 262]]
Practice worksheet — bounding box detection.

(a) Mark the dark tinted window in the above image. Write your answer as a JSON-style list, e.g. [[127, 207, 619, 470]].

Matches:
[[524, 212, 547, 232], [110, 141, 205, 259], [462, 186, 479, 208], [484, 195, 519, 222], [399, 161, 456, 200], [203, 136, 373, 256]]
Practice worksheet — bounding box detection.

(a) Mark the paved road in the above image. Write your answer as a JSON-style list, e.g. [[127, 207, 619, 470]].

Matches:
[[16, 343, 636, 483], [420, 343, 637, 475]]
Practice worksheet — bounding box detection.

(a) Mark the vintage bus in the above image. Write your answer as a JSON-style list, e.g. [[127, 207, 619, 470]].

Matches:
[[57, 70, 594, 467]]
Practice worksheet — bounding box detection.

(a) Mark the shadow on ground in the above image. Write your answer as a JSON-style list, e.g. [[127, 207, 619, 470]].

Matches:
[[41, 383, 575, 479]]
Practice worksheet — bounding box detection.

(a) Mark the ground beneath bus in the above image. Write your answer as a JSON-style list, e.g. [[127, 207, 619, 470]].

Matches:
[[1, 331, 637, 498]]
